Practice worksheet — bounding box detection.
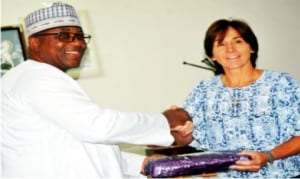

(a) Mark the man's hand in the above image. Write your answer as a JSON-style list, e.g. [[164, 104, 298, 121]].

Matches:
[[163, 107, 194, 146]]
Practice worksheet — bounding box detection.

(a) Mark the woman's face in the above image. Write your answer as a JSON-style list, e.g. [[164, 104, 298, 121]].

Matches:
[[212, 27, 254, 72]]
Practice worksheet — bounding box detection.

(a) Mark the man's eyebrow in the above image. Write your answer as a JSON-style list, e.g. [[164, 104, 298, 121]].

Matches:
[[59, 27, 83, 32]]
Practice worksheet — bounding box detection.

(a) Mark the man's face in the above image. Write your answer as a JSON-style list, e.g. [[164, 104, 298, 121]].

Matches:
[[31, 26, 88, 71]]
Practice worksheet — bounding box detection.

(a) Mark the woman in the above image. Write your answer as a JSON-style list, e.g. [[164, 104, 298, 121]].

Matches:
[[183, 19, 300, 177]]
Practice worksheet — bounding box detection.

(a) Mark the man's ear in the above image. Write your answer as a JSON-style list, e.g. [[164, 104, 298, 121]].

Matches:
[[28, 37, 40, 51]]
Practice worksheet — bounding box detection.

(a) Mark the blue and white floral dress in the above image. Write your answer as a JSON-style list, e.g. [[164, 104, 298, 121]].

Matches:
[[183, 70, 300, 178]]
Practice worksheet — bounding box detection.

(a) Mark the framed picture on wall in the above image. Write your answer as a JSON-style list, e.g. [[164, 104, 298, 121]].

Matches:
[[1, 25, 27, 77], [66, 10, 101, 79]]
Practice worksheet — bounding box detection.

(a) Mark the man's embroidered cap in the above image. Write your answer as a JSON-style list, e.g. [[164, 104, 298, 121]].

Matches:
[[25, 2, 81, 36]]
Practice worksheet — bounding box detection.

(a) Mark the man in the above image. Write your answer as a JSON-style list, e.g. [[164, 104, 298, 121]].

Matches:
[[1, 2, 193, 178]]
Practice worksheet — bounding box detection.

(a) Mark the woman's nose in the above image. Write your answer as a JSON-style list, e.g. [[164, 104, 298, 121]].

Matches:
[[226, 42, 234, 52]]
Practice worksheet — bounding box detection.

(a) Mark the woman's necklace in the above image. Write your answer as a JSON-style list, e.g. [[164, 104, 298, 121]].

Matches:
[[232, 99, 240, 106], [223, 70, 262, 117], [223, 76, 256, 87], [231, 88, 243, 117], [222, 69, 262, 88]]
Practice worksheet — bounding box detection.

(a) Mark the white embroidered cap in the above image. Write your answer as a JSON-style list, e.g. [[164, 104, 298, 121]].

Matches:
[[25, 2, 81, 36]]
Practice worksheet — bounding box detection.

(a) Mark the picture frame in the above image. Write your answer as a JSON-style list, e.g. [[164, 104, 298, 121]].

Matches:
[[1, 25, 27, 77], [66, 10, 101, 79]]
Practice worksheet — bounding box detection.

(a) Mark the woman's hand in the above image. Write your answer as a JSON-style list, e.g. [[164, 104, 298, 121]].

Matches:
[[171, 120, 194, 137], [229, 151, 269, 172], [163, 105, 194, 145]]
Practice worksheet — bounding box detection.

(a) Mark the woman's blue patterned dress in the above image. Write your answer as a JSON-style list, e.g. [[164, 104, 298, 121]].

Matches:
[[183, 70, 300, 178]]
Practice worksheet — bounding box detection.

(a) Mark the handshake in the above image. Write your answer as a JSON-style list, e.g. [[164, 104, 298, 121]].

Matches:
[[163, 107, 194, 146], [141, 107, 194, 176]]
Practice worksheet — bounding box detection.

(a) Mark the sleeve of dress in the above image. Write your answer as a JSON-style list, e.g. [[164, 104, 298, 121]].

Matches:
[[278, 73, 300, 136], [21, 69, 174, 146], [295, 88, 300, 136], [182, 81, 208, 149], [288, 75, 300, 136]]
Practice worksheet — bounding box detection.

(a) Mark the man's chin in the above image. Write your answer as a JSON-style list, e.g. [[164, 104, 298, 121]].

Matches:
[[69, 62, 81, 69], [63, 64, 80, 72]]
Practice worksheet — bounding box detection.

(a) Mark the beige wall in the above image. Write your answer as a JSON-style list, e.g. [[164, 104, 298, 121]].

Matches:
[[2, 0, 300, 112]]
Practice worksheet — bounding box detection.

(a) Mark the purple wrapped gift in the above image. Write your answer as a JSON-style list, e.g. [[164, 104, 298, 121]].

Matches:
[[144, 151, 249, 178]]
